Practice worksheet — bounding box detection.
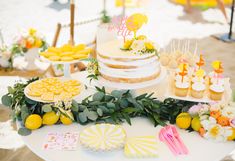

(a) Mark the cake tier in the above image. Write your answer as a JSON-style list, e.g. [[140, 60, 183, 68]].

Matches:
[[97, 40, 160, 83], [97, 40, 156, 60]]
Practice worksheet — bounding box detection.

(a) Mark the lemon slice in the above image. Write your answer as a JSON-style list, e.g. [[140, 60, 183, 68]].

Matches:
[[41, 92, 54, 101], [64, 80, 81, 86], [48, 55, 61, 61], [60, 51, 74, 57], [61, 56, 74, 61], [73, 44, 86, 52], [59, 92, 72, 100], [72, 54, 88, 59]]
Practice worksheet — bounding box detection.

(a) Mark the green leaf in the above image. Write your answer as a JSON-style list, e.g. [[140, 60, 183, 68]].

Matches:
[[99, 106, 109, 113], [122, 113, 131, 125], [78, 112, 87, 123], [104, 95, 114, 102], [1, 95, 12, 107], [107, 102, 115, 109], [25, 97, 37, 105], [111, 90, 123, 98], [89, 101, 103, 106], [78, 105, 87, 111], [42, 104, 52, 113], [18, 128, 32, 136], [71, 100, 79, 112], [93, 92, 105, 101], [87, 111, 98, 121], [21, 111, 29, 124], [97, 108, 103, 116], [83, 108, 90, 116], [119, 99, 129, 108], [8, 86, 15, 94]]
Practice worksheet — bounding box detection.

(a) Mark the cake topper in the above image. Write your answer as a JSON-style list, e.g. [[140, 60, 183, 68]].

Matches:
[[196, 54, 205, 69], [179, 63, 188, 82], [126, 13, 148, 39], [212, 61, 224, 84]]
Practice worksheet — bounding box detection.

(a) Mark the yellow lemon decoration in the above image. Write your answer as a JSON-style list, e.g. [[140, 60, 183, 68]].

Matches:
[[126, 13, 148, 38], [42, 111, 60, 125], [176, 112, 192, 129], [145, 42, 154, 50], [195, 69, 205, 78], [137, 35, 147, 40], [212, 61, 221, 70], [60, 114, 73, 125], [191, 116, 202, 132], [227, 128, 235, 141], [29, 28, 37, 36], [25, 114, 42, 130], [123, 39, 133, 49]]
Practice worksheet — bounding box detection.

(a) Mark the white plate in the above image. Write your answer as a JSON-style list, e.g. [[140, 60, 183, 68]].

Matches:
[[40, 56, 83, 65], [94, 67, 167, 90], [24, 78, 84, 103]]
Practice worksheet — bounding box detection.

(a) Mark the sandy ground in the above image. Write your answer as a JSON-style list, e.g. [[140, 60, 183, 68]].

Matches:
[[0, 0, 235, 161]]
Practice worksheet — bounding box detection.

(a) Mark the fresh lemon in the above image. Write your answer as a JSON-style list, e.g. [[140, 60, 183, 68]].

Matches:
[[42, 111, 60, 125], [60, 114, 73, 125], [25, 114, 42, 130], [227, 128, 235, 141], [176, 112, 192, 129], [191, 116, 201, 132]]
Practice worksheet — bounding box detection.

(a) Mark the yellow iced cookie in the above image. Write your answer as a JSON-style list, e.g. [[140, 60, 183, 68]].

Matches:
[[60, 51, 74, 57], [76, 48, 92, 55], [60, 44, 73, 52], [48, 87, 63, 95], [41, 92, 54, 101], [41, 51, 58, 58], [73, 44, 86, 52], [64, 80, 81, 86], [61, 56, 74, 61], [27, 90, 42, 97], [47, 47, 61, 53], [71, 88, 80, 96], [48, 55, 61, 61], [59, 92, 72, 100], [72, 54, 88, 59]]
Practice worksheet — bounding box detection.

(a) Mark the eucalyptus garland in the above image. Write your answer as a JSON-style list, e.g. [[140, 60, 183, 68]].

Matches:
[[1, 78, 197, 135]]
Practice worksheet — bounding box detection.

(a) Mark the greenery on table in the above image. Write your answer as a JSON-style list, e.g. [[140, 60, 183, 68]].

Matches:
[[1, 78, 197, 135]]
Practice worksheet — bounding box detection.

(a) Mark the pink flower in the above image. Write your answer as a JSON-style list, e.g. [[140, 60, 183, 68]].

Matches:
[[230, 118, 235, 128], [189, 104, 204, 116]]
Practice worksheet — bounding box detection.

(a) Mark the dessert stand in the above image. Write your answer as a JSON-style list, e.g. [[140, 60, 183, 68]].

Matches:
[[40, 56, 83, 78]]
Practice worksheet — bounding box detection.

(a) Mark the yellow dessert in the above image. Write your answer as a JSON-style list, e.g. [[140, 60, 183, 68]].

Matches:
[[26, 78, 82, 102], [40, 43, 91, 62], [41, 92, 54, 101], [209, 83, 224, 101], [191, 82, 206, 99]]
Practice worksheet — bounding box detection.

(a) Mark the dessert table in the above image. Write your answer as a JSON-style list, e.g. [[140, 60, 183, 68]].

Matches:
[[17, 71, 235, 161]]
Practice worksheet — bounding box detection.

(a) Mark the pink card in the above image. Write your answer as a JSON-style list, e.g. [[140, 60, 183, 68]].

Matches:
[[43, 132, 79, 150]]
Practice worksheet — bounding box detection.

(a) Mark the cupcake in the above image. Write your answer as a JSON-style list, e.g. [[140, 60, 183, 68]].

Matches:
[[191, 76, 205, 85], [210, 78, 225, 86], [175, 80, 190, 97], [209, 83, 225, 101], [191, 82, 206, 99], [208, 71, 216, 85], [175, 74, 189, 83]]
